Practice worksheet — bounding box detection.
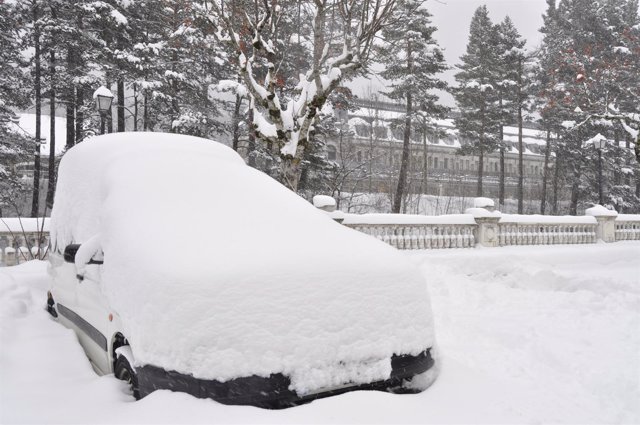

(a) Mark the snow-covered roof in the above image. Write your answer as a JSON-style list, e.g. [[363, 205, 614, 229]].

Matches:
[[346, 105, 549, 151], [11, 113, 68, 156]]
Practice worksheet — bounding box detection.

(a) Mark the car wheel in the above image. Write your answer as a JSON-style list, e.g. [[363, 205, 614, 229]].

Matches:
[[115, 354, 140, 400]]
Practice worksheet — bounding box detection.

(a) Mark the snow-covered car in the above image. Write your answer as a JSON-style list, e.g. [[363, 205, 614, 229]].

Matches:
[[46, 132, 438, 408]]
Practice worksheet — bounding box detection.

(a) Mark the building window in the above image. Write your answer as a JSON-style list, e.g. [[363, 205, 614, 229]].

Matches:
[[428, 157, 433, 168], [444, 158, 448, 170], [355, 125, 370, 138], [374, 127, 387, 139], [465, 160, 470, 170], [327, 145, 337, 160], [434, 157, 439, 169]]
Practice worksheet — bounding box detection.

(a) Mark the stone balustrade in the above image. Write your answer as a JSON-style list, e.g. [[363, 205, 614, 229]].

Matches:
[[615, 215, 640, 241], [317, 196, 640, 251], [497, 216, 598, 246], [345, 223, 476, 250], [2, 206, 640, 266], [0, 218, 50, 266]]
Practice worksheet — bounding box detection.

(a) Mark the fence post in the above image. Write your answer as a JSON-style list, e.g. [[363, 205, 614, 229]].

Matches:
[[466, 205, 502, 248], [585, 205, 617, 243], [313, 195, 345, 224]]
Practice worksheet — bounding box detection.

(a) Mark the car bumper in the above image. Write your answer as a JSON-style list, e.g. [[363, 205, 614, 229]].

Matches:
[[136, 348, 435, 408]]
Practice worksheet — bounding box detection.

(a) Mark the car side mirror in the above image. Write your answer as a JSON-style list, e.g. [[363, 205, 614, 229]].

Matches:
[[64, 244, 81, 263], [63, 244, 103, 265]]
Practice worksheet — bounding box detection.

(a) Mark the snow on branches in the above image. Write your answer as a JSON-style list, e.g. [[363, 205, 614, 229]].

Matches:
[[204, 0, 396, 190]]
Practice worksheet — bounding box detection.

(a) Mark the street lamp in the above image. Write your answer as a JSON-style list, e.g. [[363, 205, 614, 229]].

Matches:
[[590, 134, 607, 205], [93, 86, 114, 135]]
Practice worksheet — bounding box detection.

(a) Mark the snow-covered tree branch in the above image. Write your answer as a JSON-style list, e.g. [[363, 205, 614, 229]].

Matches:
[[205, 0, 396, 190]]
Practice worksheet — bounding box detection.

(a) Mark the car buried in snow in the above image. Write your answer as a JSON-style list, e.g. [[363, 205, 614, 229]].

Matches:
[[46, 132, 438, 408]]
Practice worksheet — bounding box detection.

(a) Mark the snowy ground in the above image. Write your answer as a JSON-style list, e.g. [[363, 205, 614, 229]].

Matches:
[[1, 242, 639, 424]]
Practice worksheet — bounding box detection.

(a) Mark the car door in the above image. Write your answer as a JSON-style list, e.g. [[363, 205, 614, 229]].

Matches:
[[73, 258, 111, 375], [50, 247, 111, 375]]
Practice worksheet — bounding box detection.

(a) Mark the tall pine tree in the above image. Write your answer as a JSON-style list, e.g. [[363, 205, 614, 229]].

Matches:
[[455, 5, 501, 197], [378, 0, 448, 213]]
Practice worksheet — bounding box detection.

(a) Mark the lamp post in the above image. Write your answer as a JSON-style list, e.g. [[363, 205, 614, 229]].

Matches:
[[593, 137, 607, 205], [93, 86, 114, 135]]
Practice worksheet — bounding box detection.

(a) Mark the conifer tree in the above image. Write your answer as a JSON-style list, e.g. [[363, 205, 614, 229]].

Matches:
[[378, 0, 447, 213], [494, 16, 526, 211], [0, 1, 32, 215], [455, 5, 501, 197]]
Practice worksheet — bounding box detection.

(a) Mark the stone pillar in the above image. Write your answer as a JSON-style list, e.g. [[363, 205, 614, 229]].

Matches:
[[4, 247, 16, 266], [465, 204, 502, 248], [585, 205, 618, 243], [474, 216, 501, 247], [313, 195, 345, 224]]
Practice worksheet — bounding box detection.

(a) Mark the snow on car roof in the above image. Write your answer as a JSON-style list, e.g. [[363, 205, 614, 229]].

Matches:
[[50, 132, 435, 394]]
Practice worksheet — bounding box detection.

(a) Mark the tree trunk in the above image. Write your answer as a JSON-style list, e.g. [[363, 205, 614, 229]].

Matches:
[[231, 93, 242, 151], [65, 94, 75, 149], [133, 85, 138, 131], [247, 108, 256, 167], [422, 124, 428, 196], [46, 50, 56, 211], [31, 3, 41, 218], [75, 87, 84, 143], [393, 93, 412, 214], [540, 128, 551, 214], [280, 156, 302, 192], [117, 78, 125, 132], [477, 145, 484, 197], [499, 146, 505, 207], [65, 46, 75, 150], [143, 93, 149, 131], [570, 173, 579, 215], [498, 97, 505, 207], [517, 103, 524, 214], [552, 143, 560, 215]]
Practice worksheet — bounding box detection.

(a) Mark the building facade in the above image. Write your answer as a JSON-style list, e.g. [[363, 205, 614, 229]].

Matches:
[[327, 99, 550, 199]]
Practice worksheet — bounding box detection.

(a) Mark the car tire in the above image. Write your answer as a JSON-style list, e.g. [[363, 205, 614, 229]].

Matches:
[[115, 353, 140, 400]]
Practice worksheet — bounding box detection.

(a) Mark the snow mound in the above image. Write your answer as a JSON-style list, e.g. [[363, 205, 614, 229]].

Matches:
[[473, 197, 494, 208], [50, 132, 436, 395], [585, 205, 618, 217]]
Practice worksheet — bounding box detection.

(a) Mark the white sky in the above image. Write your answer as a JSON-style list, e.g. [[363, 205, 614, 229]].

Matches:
[[349, 0, 548, 106]]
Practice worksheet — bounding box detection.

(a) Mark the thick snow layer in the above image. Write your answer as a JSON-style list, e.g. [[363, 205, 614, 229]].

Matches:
[[92, 86, 114, 99], [585, 205, 618, 217], [464, 207, 502, 218], [473, 197, 494, 208], [1, 242, 639, 423], [0, 217, 49, 233], [343, 213, 476, 225], [311, 194, 336, 209], [49, 132, 435, 394], [617, 214, 640, 222], [499, 214, 597, 224]]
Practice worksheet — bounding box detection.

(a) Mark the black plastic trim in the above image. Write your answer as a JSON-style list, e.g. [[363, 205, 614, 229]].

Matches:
[[63, 244, 103, 265], [57, 303, 108, 351], [137, 348, 434, 408], [46, 292, 58, 318]]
